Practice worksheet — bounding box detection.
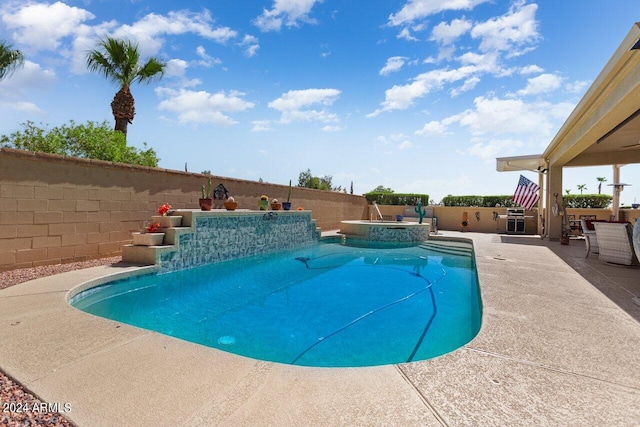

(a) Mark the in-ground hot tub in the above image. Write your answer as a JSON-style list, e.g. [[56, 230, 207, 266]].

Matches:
[[340, 220, 431, 242]]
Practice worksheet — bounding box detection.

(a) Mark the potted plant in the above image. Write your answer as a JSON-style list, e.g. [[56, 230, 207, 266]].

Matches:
[[132, 221, 164, 246], [258, 195, 269, 210], [224, 196, 238, 211], [270, 198, 282, 210], [200, 177, 213, 211], [152, 203, 182, 228], [283, 180, 292, 211]]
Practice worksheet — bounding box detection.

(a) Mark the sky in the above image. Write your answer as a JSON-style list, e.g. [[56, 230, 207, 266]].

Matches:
[[0, 0, 639, 205]]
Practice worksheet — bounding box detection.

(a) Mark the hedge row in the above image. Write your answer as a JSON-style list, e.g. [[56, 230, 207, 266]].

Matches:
[[562, 194, 612, 208], [440, 194, 613, 208], [364, 192, 429, 206], [441, 195, 520, 207]]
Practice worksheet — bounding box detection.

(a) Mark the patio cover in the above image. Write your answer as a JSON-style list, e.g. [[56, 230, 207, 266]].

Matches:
[[497, 22, 640, 240]]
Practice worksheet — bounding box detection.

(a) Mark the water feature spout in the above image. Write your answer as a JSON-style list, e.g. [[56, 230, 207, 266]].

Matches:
[[372, 201, 384, 222], [263, 212, 278, 220]]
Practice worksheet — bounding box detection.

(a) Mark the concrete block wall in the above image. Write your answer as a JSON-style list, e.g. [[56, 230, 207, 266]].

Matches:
[[0, 148, 368, 271]]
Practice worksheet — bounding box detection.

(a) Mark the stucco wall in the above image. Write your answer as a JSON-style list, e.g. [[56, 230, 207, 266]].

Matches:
[[0, 148, 367, 271], [373, 205, 539, 234]]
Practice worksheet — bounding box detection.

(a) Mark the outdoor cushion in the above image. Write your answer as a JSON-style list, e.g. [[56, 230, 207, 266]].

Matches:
[[584, 219, 607, 230]]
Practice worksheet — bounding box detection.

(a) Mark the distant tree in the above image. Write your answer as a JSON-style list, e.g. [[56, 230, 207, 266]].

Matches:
[[596, 177, 607, 194], [371, 185, 394, 193], [0, 41, 24, 82], [577, 184, 587, 194], [0, 120, 159, 166], [565, 189, 571, 195], [201, 170, 211, 175], [86, 37, 165, 137], [297, 168, 340, 191]]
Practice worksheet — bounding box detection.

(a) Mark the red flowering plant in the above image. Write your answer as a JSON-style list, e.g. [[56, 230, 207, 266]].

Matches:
[[146, 222, 161, 233], [157, 203, 172, 216]]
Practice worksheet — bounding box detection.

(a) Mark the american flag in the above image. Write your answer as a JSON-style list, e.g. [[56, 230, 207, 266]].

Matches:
[[513, 175, 540, 210]]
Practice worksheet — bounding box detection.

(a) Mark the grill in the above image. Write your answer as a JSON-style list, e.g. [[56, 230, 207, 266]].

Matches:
[[506, 208, 525, 234]]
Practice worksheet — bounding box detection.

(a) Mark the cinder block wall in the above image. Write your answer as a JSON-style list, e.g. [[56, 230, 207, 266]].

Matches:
[[372, 205, 539, 234], [0, 148, 368, 271]]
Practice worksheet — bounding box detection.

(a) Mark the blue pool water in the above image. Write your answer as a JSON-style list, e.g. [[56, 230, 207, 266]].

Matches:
[[71, 238, 482, 367]]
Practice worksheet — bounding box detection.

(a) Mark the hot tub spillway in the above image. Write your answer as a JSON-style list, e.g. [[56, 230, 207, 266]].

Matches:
[[339, 220, 431, 242]]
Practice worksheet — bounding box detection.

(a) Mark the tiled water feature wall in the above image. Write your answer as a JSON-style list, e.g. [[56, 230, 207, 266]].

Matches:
[[158, 211, 321, 273]]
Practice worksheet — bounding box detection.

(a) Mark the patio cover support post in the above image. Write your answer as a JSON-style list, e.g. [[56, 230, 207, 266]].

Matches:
[[612, 164, 621, 220], [547, 165, 563, 241], [538, 172, 545, 238]]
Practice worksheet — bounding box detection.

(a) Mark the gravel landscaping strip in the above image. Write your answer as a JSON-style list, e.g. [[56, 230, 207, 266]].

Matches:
[[1, 256, 121, 426]]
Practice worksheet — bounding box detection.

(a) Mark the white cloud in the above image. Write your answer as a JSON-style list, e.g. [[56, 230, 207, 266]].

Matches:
[[156, 88, 255, 126], [397, 27, 418, 41], [470, 3, 539, 53], [453, 96, 563, 137], [254, 0, 323, 32], [252, 120, 274, 132], [517, 73, 562, 96], [195, 46, 222, 67], [519, 64, 544, 75], [0, 60, 56, 91], [371, 3, 541, 116], [322, 125, 342, 132], [268, 88, 339, 111], [113, 10, 237, 57], [565, 79, 590, 94], [398, 140, 413, 149], [163, 59, 202, 88], [2, 101, 45, 114], [0, 61, 54, 118], [450, 76, 480, 97], [388, 0, 489, 27], [431, 18, 472, 45], [1, 2, 95, 51], [380, 56, 407, 76], [368, 65, 488, 116], [239, 35, 260, 57], [268, 88, 341, 125], [165, 59, 189, 78], [1, 4, 240, 76], [376, 136, 390, 145], [456, 138, 525, 163], [415, 120, 448, 136]]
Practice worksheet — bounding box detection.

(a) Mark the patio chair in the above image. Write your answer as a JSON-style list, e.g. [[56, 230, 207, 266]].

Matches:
[[580, 219, 600, 257], [593, 222, 639, 266]]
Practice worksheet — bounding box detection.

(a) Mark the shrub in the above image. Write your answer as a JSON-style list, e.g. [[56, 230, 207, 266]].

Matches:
[[364, 192, 429, 205], [0, 120, 160, 167], [441, 195, 519, 207], [562, 194, 612, 208]]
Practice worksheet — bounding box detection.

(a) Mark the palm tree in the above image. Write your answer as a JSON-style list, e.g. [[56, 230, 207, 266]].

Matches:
[[86, 37, 165, 137], [596, 177, 607, 194], [577, 184, 587, 194], [0, 41, 25, 82]]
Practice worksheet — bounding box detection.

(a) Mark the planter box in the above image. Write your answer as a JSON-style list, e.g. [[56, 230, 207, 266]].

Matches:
[[132, 232, 165, 246], [151, 215, 182, 228]]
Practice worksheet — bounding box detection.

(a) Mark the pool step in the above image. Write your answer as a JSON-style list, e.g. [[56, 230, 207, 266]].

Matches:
[[419, 241, 473, 257]]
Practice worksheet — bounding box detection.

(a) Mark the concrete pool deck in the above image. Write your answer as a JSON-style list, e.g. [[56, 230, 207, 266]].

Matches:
[[1, 232, 639, 426]]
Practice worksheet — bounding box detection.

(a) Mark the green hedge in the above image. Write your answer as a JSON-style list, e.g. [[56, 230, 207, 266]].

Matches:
[[364, 192, 429, 205], [440, 194, 613, 208], [441, 195, 520, 207], [562, 194, 612, 208]]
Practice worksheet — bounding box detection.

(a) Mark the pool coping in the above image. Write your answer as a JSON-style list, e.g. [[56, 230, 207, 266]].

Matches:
[[1, 232, 639, 426]]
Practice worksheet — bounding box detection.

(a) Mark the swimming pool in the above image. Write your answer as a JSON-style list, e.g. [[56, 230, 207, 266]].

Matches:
[[71, 238, 482, 367]]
